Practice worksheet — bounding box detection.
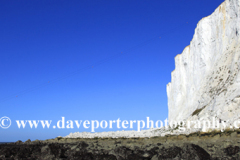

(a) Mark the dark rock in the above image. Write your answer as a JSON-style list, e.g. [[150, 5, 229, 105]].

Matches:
[[1, 131, 240, 159]]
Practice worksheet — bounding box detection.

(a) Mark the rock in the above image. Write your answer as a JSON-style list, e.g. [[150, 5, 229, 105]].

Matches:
[[151, 155, 158, 160], [1, 131, 240, 159], [15, 140, 23, 144], [32, 139, 41, 144], [25, 139, 31, 144]]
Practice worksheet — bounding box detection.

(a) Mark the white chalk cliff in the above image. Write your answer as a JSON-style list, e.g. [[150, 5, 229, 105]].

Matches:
[[167, 0, 240, 125]]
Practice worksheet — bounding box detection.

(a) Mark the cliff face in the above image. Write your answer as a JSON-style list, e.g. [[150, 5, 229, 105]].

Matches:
[[167, 0, 240, 123]]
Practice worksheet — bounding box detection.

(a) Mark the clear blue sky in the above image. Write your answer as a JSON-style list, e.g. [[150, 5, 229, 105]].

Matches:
[[1, 0, 223, 142]]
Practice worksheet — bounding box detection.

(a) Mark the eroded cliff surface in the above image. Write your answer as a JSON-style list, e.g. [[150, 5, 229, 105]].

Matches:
[[167, 0, 240, 124]]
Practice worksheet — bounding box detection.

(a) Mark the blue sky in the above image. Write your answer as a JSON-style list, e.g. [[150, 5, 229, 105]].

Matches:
[[1, 0, 224, 142]]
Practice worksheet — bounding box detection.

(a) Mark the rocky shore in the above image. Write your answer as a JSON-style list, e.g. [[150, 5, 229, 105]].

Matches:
[[1, 130, 240, 159], [1, 0, 240, 159]]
